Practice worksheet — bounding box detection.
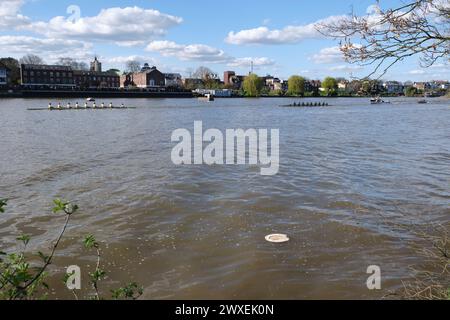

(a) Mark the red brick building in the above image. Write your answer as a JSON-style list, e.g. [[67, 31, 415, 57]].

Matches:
[[73, 70, 120, 89], [223, 71, 235, 86], [21, 64, 75, 88], [120, 65, 165, 89]]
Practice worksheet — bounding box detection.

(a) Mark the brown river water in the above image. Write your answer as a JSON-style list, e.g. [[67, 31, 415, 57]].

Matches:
[[0, 97, 449, 299]]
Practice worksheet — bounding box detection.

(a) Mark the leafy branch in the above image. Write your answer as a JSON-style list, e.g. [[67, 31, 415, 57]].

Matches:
[[0, 199, 143, 300]]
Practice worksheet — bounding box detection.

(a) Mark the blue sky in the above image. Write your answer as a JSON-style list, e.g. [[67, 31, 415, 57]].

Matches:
[[1, 0, 448, 81]]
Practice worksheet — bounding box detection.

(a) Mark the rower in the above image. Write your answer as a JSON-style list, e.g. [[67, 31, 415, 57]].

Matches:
[[109, 102, 113, 108], [93, 102, 97, 109], [57, 102, 62, 110], [48, 102, 53, 110], [101, 102, 105, 109], [121, 103, 125, 108], [75, 102, 79, 109], [84, 102, 88, 109], [67, 102, 71, 109]]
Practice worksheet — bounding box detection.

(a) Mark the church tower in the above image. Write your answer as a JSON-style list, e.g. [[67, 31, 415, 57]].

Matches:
[[90, 57, 102, 72]]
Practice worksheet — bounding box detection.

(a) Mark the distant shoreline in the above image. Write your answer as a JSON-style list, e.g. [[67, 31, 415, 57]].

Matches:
[[0, 90, 194, 99]]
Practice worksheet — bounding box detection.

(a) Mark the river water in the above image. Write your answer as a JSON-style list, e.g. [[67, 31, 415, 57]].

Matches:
[[0, 97, 449, 299]]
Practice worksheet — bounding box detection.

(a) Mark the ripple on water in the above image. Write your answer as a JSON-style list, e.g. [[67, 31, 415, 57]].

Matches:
[[0, 97, 449, 299]]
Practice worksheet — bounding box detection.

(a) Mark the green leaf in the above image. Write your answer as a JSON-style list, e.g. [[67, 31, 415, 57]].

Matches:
[[52, 199, 79, 215], [90, 269, 106, 282], [83, 235, 98, 249], [0, 199, 8, 213], [52, 199, 67, 213], [16, 234, 31, 246], [111, 282, 144, 300]]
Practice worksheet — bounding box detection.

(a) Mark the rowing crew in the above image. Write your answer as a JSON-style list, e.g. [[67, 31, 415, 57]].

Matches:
[[48, 102, 126, 110]]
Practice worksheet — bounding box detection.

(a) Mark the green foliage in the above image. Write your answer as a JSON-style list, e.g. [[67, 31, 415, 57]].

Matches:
[[84, 235, 98, 249], [287, 75, 305, 96], [0, 199, 7, 213], [0, 239, 49, 300], [204, 79, 223, 90], [111, 282, 144, 300], [405, 86, 417, 97], [52, 198, 78, 215], [269, 89, 284, 96], [242, 74, 263, 97], [1, 199, 142, 300], [0, 57, 20, 85], [90, 268, 106, 282], [0, 199, 76, 300], [260, 86, 270, 96], [322, 77, 338, 96], [17, 235, 30, 246]]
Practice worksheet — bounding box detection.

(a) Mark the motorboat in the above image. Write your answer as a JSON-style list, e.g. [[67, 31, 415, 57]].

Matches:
[[198, 93, 215, 102], [370, 97, 390, 104]]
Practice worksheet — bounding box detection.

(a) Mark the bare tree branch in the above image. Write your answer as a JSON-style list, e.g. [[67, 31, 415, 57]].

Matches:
[[316, 0, 450, 79]]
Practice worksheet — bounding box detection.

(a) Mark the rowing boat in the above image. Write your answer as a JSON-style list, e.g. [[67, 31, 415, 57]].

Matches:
[[27, 107, 137, 111]]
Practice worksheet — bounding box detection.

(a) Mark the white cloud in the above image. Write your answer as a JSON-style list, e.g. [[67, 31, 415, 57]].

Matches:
[[146, 40, 231, 63], [328, 65, 363, 72], [409, 69, 426, 75], [26, 7, 182, 44], [225, 15, 346, 45], [0, 0, 30, 29], [228, 57, 275, 68], [104, 55, 156, 65], [146, 40, 276, 70], [0, 35, 92, 61], [310, 46, 343, 64], [366, 4, 382, 15], [115, 41, 147, 47], [406, 65, 450, 79]]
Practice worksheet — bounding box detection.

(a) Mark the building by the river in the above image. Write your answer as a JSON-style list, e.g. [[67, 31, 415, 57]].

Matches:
[[20, 64, 75, 88], [20, 57, 120, 89], [73, 57, 120, 89], [120, 63, 165, 89]]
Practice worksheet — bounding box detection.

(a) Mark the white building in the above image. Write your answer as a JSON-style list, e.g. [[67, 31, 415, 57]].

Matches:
[[164, 73, 183, 87], [338, 80, 349, 90], [195, 89, 232, 97]]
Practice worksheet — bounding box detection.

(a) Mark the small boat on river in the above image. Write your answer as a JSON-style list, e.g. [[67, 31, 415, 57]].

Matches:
[[370, 97, 391, 104], [28, 101, 136, 111], [280, 102, 330, 108], [198, 93, 215, 102]]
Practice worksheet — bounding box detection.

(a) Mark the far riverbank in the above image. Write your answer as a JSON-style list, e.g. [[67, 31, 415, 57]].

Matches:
[[0, 90, 194, 99]]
